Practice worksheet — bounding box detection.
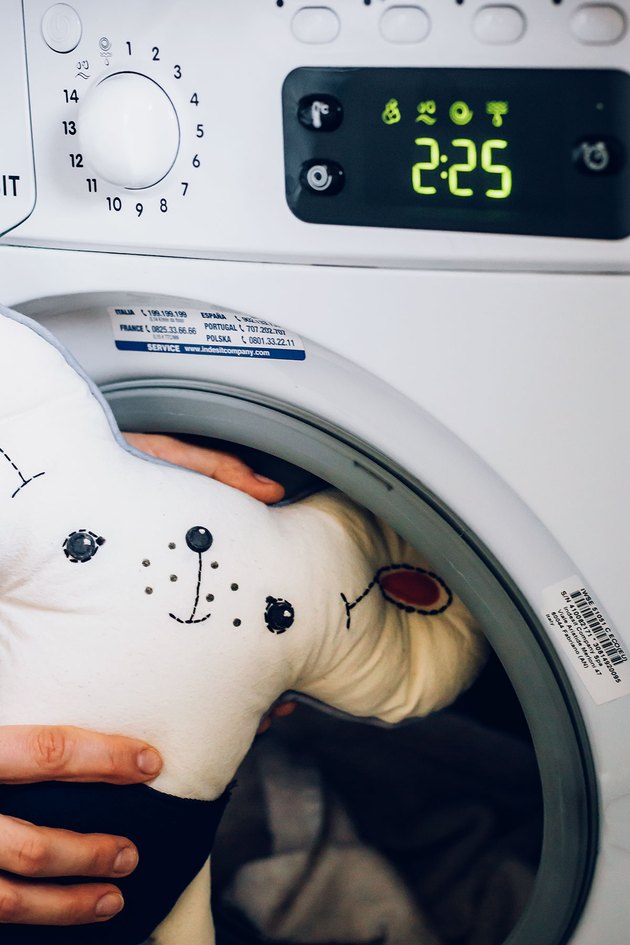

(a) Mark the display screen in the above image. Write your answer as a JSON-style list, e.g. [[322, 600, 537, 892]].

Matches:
[[282, 68, 630, 239]]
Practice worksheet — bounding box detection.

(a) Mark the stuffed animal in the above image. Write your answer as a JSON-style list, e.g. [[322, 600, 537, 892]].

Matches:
[[0, 306, 485, 944]]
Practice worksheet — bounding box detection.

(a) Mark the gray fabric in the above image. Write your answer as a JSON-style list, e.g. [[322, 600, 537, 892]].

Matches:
[[212, 702, 541, 945], [220, 739, 436, 945]]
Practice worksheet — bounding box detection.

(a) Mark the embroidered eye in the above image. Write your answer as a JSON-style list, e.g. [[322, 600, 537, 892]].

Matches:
[[185, 526, 213, 553], [264, 597, 295, 634], [63, 530, 106, 563]]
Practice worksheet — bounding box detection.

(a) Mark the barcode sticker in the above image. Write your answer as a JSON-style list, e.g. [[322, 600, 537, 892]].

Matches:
[[542, 577, 630, 705]]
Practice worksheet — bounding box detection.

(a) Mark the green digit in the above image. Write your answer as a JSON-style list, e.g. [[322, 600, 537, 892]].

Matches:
[[448, 139, 476, 197], [412, 137, 440, 195], [481, 139, 512, 199]]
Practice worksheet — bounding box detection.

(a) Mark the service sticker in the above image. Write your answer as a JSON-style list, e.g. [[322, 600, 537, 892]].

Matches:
[[541, 577, 630, 704], [108, 305, 305, 361]]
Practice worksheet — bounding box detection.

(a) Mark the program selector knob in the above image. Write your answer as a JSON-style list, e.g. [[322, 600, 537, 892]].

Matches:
[[78, 71, 180, 190]]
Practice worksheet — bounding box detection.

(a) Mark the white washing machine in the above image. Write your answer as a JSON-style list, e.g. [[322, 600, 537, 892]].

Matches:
[[1, 1, 629, 943]]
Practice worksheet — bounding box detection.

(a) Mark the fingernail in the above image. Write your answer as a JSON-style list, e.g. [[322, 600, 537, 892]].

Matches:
[[137, 748, 161, 776], [113, 846, 138, 876], [253, 474, 276, 484], [95, 893, 124, 918]]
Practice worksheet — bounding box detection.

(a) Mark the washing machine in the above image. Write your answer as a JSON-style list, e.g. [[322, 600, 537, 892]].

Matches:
[[1, 1, 629, 943]]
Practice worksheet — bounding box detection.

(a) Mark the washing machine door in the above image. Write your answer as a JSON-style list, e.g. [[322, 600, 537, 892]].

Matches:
[[18, 292, 597, 945]]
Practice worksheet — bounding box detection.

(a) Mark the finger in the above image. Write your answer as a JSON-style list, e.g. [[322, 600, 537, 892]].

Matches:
[[0, 875, 124, 926], [123, 433, 285, 504], [210, 456, 285, 504], [0, 726, 162, 785], [0, 814, 138, 879]]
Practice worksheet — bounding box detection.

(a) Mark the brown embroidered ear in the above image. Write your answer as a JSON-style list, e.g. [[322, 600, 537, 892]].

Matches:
[[341, 564, 453, 628], [377, 565, 453, 614]]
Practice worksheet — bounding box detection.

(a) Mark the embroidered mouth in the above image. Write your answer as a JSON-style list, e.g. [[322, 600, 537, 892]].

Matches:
[[169, 611, 212, 625], [168, 525, 214, 625]]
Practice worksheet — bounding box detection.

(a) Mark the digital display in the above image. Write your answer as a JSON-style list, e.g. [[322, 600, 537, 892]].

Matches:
[[282, 68, 630, 239]]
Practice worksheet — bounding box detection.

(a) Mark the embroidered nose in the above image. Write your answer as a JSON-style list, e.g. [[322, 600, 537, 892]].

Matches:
[[185, 526, 213, 553]]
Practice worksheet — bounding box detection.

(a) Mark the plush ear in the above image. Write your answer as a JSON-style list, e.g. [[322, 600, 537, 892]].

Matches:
[[0, 309, 126, 588], [0, 309, 117, 487]]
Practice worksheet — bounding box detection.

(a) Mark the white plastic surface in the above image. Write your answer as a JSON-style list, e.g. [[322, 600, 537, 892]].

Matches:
[[571, 4, 626, 43], [6, 0, 629, 272], [473, 5, 526, 44], [291, 7, 340, 44], [41, 2, 81, 53], [79, 72, 180, 189], [0, 0, 36, 236], [379, 6, 431, 44]]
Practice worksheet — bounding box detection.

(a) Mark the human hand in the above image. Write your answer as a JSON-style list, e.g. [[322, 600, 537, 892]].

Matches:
[[123, 433, 285, 504], [0, 725, 162, 926]]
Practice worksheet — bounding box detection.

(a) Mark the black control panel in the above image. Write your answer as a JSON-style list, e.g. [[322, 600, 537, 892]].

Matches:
[[282, 68, 630, 240]]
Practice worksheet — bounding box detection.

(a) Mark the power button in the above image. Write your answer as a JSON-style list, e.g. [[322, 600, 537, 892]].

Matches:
[[573, 137, 624, 175], [41, 3, 82, 54], [300, 160, 345, 195]]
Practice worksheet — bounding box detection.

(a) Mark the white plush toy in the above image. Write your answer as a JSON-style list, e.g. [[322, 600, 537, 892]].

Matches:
[[0, 307, 485, 944]]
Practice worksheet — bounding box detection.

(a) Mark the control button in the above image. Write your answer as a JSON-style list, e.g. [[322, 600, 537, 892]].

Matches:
[[291, 7, 340, 44], [379, 6, 431, 43], [79, 72, 180, 189], [571, 5, 626, 44], [573, 137, 624, 175], [300, 160, 344, 195], [473, 5, 526, 44], [298, 95, 343, 131], [41, 3, 82, 53]]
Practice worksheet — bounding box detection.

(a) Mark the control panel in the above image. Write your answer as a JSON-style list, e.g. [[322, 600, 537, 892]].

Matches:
[[3, 0, 630, 271], [284, 67, 629, 239]]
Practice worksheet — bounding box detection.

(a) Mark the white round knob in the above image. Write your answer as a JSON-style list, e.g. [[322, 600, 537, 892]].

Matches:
[[79, 72, 180, 189]]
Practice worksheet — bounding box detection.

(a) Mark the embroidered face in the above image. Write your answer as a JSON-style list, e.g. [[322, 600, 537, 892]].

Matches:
[[58, 516, 296, 637]]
